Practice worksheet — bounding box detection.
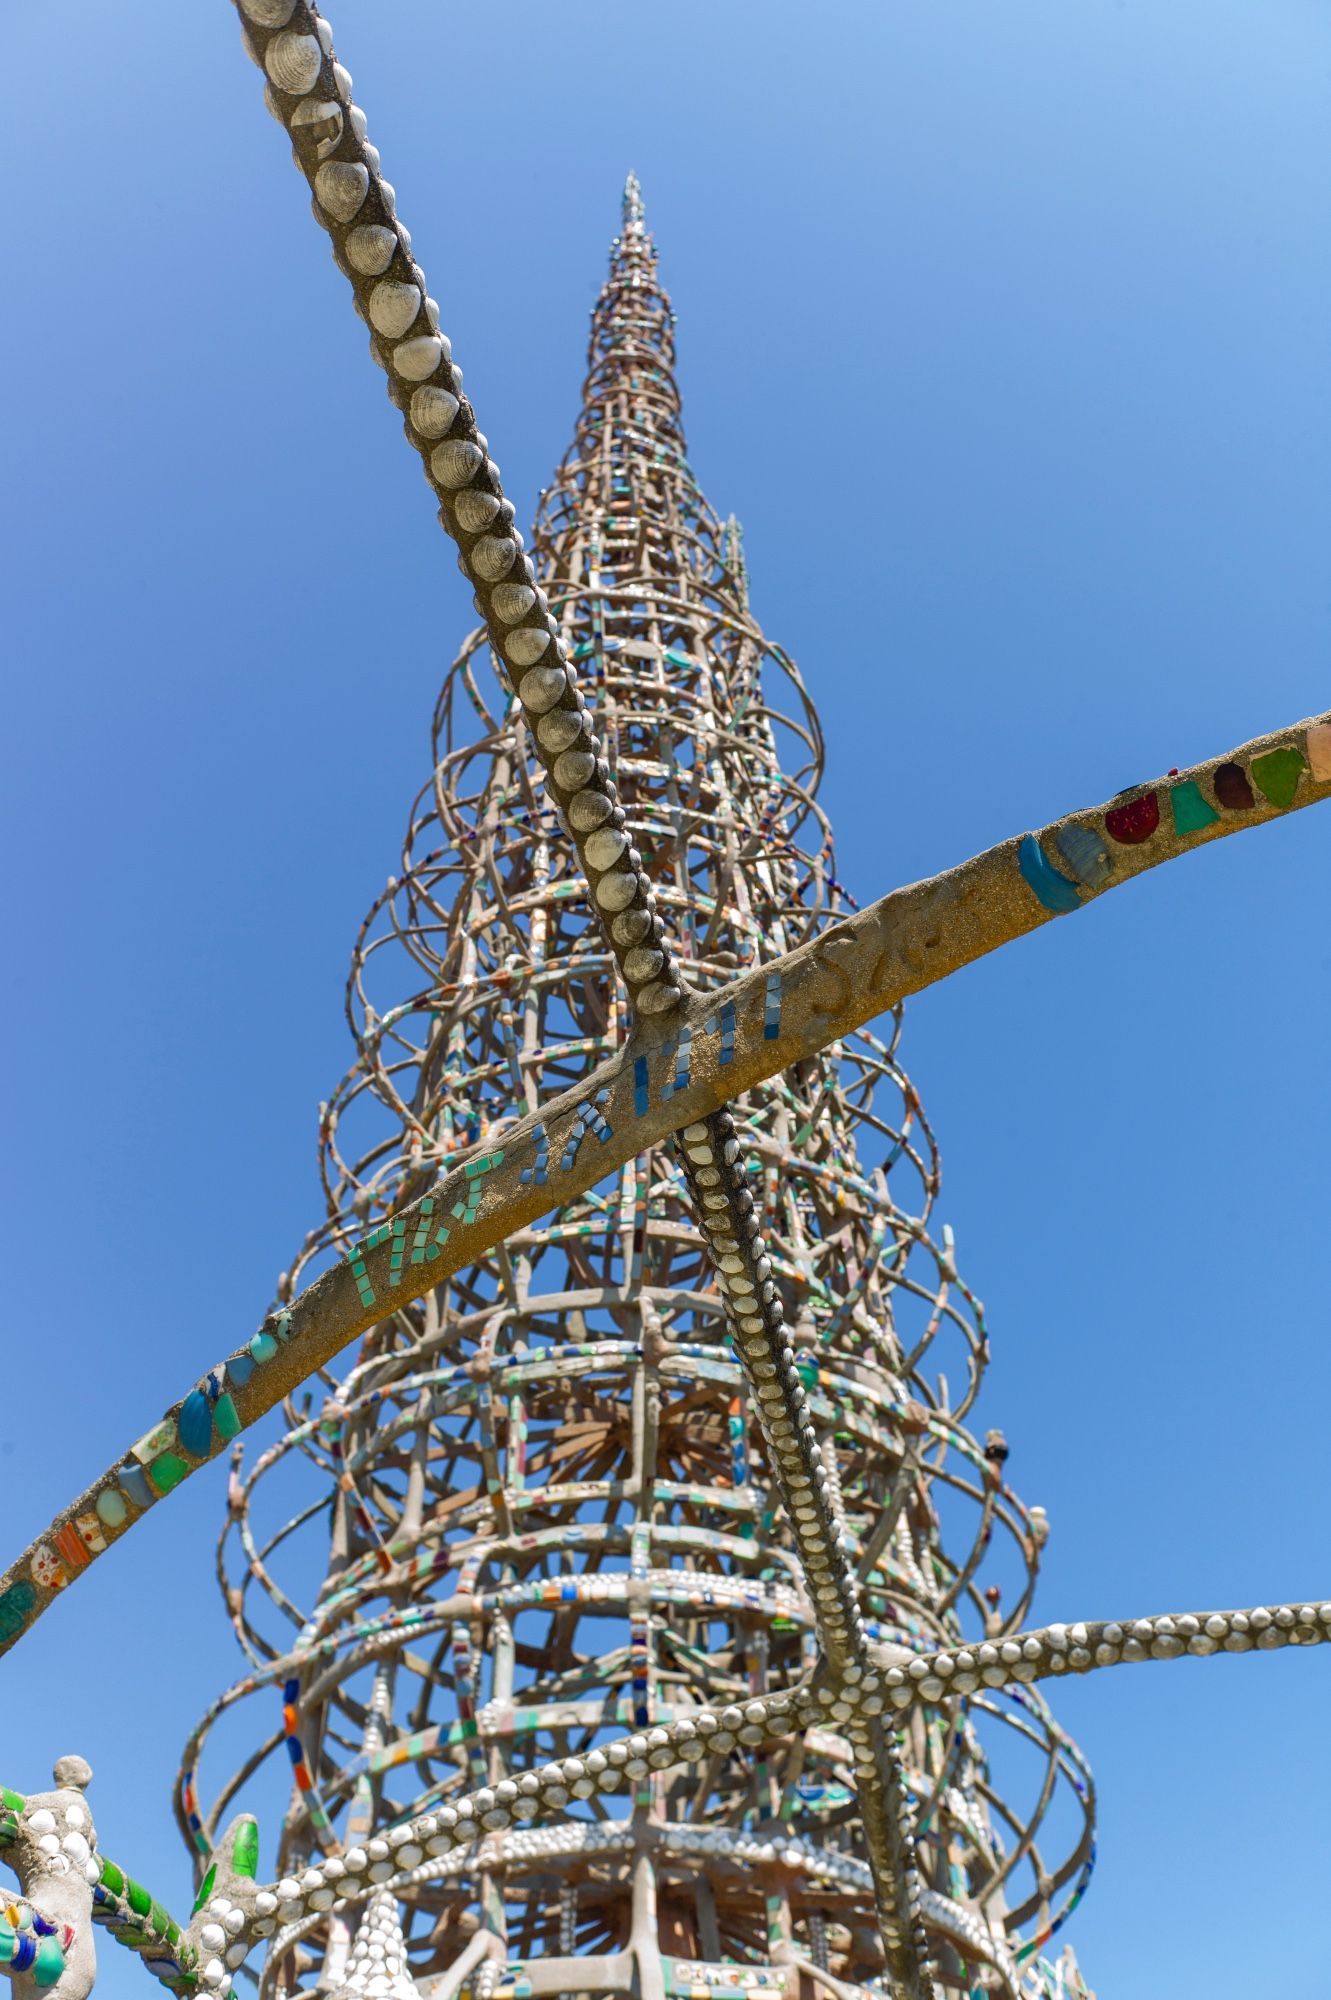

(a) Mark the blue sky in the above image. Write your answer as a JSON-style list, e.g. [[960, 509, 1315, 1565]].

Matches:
[[3, 2, 1329, 1993]]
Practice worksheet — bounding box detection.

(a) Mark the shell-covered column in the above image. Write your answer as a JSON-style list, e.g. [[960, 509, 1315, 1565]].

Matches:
[[180, 182, 1095, 2000]]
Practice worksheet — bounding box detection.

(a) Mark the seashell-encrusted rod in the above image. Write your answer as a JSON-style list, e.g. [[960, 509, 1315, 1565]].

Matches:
[[672, 1108, 936, 1996], [176, 1589, 1331, 1977], [230, 0, 685, 1019]]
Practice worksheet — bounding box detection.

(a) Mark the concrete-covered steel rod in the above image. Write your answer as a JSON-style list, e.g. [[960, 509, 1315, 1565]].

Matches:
[[0, 709, 1326, 1665], [163, 1593, 1330, 1978]]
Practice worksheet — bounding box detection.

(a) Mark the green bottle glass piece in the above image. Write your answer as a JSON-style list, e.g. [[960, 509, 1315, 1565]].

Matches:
[[232, 1817, 260, 1879], [191, 1863, 217, 1915], [1251, 746, 1304, 809]]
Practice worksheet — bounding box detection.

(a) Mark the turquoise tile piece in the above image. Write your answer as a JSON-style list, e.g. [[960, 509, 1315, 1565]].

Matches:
[[1169, 780, 1218, 834], [1018, 835, 1083, 914], [178, 1389, 213, 1460]]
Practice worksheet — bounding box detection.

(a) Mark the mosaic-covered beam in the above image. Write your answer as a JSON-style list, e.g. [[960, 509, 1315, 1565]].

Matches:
[[0, 709, 1326, 1663]]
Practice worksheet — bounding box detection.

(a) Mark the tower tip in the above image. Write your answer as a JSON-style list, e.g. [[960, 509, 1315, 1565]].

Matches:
[[622, 171, 645, 237]]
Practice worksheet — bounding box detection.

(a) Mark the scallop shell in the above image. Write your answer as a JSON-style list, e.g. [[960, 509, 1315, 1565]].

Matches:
[[504, 626, 551, 668], [345, 225, 398, 278], [491, 581, 536, 625], [241, 0, 297, 22], [516, 667, 567, 714], [585, 828, 629, 872], [453, 490, 502, 534], [368, 281, 422, 339], [569, 788, 614, 831], [594, 871, 639, 913], [313, 161, 369, 221], [264, 31, 323, 96], [554, 749, 598, 792], [471, 535, 518, 582], [622, 946, 664, 983], [409, 387, 459, 439], [430, 439, 484, 489], [391, 335, 445, 382], [537, 710, 587, 754], [1054, 822, 1112, 887], [638, 981, 682, 1015], [288, 95, 342, 156]]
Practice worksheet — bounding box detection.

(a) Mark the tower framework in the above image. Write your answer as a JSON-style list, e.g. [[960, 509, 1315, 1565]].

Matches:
[[182, 179, 1094, 2000], [0, 10, 1328, 2000]]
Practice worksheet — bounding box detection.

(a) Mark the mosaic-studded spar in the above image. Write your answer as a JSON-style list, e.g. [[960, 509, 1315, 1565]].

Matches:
[[179, 168, 1095, 2000]]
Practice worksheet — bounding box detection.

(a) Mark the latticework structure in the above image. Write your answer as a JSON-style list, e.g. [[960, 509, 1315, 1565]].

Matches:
[[1, 11, 1328, 2000], [180, 178, 1093, 2000]]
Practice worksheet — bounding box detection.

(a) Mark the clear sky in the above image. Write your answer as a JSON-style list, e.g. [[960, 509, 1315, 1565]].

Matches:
[[3, 3, 1329, 1994]]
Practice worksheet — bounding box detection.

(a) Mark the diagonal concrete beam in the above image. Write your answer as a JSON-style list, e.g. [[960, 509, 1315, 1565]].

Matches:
[[0, 709, 1325, 1661]]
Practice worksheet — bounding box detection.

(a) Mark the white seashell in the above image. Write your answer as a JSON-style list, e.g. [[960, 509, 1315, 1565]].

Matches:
[[345, 225, 398, 276], [264, 31, 323, 95], [554, 749, 598, 791], [503, 626, 551, 668], [638, 980, 683, 1014], [536, 710, 586, 754], [516, 666, 567, 713], [392, 335, 444, 381], [410, 387, 459, 438], [368, 280, 422, 338], [453, 490, 501, 533], [313, 161, 368, 221], [241, 0, 297, 22], [348, 103, 367, 140], [423, 296, 440, 329], [471, 535, 518, 581], [610, 905, 653, 942], [569, 789, 614, 831], [28, 1811, 56, 1835], [288, 95, 342, 157], [378, 179, 397, 217], [430, 439, 483, 488], [491, 581, 536, 624], [314, 16, 334, 54], [262, 83, 284, 120], [585, 829, 629, 871], [363, 143, 381, 175]]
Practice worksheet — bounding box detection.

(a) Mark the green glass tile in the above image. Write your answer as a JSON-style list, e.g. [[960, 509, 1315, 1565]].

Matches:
[[127, 1878, 153, 1918], [0, 1788, 26, 1813], [1169, 780, 1218, 834], [100, 1859, 125, 1894], [191, 1864, 216, 1915], [166, 1920, 181, 1946], [232, 1817, 259, 1880], [212, 1395, 241, 1442], [149, 1453, 189, 1495], [34, 1936, 67, 1987], [1252, 746, 1304, 809]]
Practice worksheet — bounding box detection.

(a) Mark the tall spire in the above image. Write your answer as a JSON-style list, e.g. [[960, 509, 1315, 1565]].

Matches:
[[181, 186, 1095, 2000]]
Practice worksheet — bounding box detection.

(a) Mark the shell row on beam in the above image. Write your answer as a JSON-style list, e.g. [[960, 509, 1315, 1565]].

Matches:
[[670, 1109, 934, 1989], [179, 1592, 1331, 1971], [234, 0, 684, 1017]]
